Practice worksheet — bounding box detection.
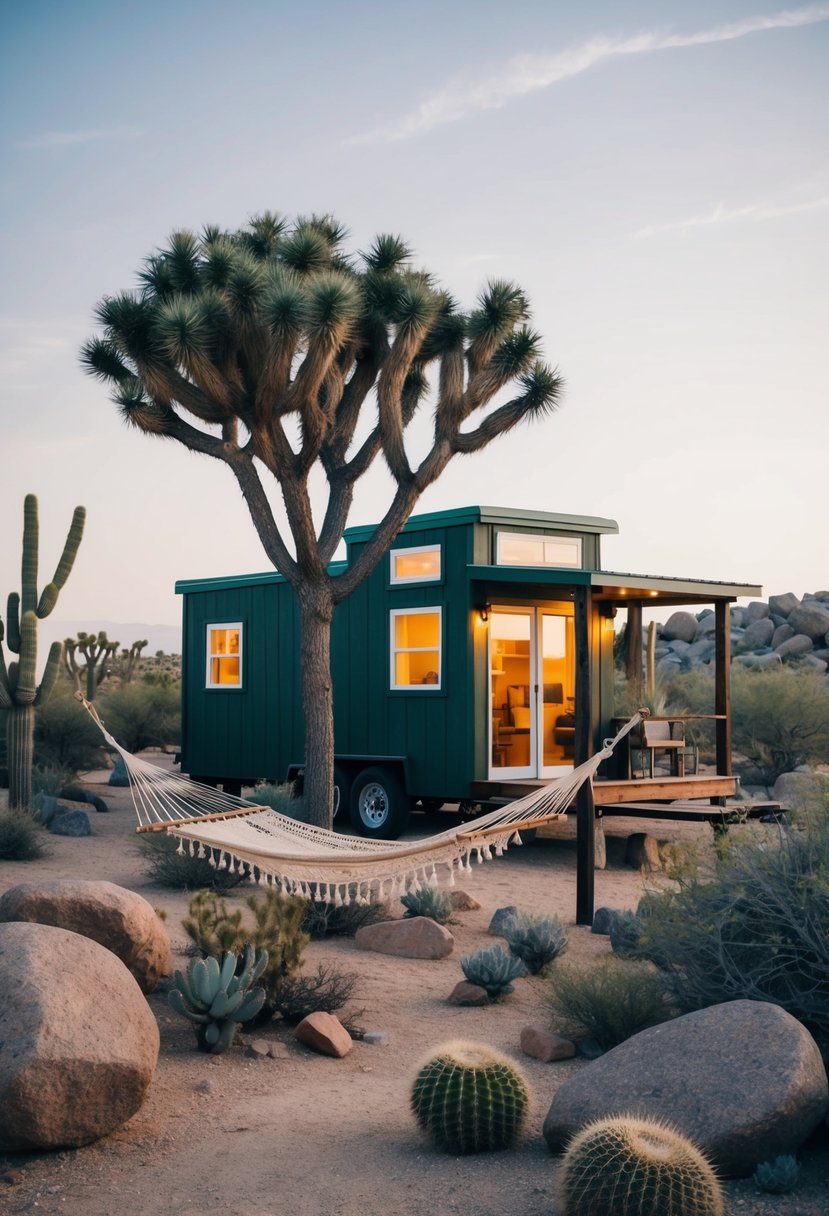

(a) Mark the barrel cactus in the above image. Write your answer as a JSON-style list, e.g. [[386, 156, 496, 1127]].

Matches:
[[411, 1040, 529, 1154], [558, 1114, 724, 1216], [168, 944, 268, 1053]]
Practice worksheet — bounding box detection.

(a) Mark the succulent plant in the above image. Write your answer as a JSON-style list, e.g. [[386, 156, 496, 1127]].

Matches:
[[460, 944, 526, 998], [1, 495, 85, 811], [411, 1040, 529, 1154], [752, 1154, 800, 1194], [400, 884, 453, 924], [558, 1114, 724, 1216], [503, 911, 569, 974], [168, 944, 268, 1053]]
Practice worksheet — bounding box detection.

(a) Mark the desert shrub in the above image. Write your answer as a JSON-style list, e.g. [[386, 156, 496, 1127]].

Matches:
[[545, 958, 675, 1051], [245, 781, 307, 822], [503, 911, 569, 974], [729, 665, 829, 782], [136, 832, 247, 891], [182, 888, 310, 1023], [629, 808, 829, 1052], [31, 761, 76, 796], [97, 682, 181, 752], [33, 689, 107, 773], [301, 896, 389, 939], [460, 944, 526, 999], [752, 1155, 800, 1194], [275, 963, 361, 1025], [0, 809, 47, 860], [400, 885, 454, 924]]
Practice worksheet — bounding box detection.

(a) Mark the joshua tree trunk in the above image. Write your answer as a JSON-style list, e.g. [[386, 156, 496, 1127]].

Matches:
[[297, 581, 335, 828], [6, 705, 35, 812]]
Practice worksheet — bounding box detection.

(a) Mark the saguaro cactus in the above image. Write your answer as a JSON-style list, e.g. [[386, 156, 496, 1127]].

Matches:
[[0, 495, 86, 809], [64, 630, 120, 699]]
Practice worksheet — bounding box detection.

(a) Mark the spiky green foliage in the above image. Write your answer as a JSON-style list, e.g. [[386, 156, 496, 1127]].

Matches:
[[136, 832, 247, 891], [168, 944, 268, 1053], [400, 884, 454, 924], [752, 1154, 800, 1194], [460, 944, 527, 999], [545, 958, 675, 1052], [82, 213, 563, 830], [558, 1115, 724, 1216], [411, 1041, 529, 1154], [503, 911, 569, 974], [63, 631, 120, 700], [0, 809, 47, 860], [182, 888, 309, 1022], [1, 496, 85, 811]]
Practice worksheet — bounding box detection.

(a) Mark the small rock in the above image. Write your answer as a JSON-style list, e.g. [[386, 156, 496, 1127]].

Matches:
[[576, 1037, 604, 1059], [488, 906, 519, 936], [447, 980, 489, 1006], [194, 1080, 213, 1094], [49, 808, 92, 836], [448, 889, 481, 911], [267, 1043, 290, 1059], [31, 793, 59, 825], [108, 755, 130, 787], [520, 1026, 576, 1062], [355, 917, 454, 959], [624, 832, 661, 870], [245, 1039, 271, 1059], [590, 907, 617, 936], [295, 1012, 353, 1058], [2, 1170, 26, 1186], [362, 1031, 389, 1046]]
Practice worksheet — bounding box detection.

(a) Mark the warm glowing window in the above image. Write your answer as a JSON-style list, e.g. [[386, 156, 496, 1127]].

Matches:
[[206, 623, 243, 688], [390, 544, 441, 584], [496, 532, 582, 568], [390, 608, 441, 689]]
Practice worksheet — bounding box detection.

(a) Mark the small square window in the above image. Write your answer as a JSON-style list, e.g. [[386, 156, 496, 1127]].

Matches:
[[390, 608, 441, 689], [390, 544, 441, 584], [206, 623, 243, 688]]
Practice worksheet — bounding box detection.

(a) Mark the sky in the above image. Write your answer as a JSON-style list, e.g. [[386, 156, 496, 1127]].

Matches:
[[1, 0, 827, 643]]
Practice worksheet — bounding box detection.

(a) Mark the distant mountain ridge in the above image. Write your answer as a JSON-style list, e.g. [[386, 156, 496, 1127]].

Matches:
[[38, 620, 182, 657]]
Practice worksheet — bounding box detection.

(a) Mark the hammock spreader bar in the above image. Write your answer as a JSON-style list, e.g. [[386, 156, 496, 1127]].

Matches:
[[76, 693, 642, 904]]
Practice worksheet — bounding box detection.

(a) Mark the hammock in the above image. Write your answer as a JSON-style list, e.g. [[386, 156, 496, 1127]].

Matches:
[[77, 694, 642, 906]]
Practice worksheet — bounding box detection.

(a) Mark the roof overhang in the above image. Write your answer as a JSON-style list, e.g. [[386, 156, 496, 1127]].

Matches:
[[467, 565, 761, 606]]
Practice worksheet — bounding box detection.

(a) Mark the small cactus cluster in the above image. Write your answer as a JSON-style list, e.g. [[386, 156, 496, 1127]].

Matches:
[[168, 945, 268, 1053], [558, 1114, 724, 1216], [503, 911, 569, 974], [460, 944, 526, 998], [400, 884, 453, 924], [411, 1040, 529, 1154], [752, 1154, 800, 1194]]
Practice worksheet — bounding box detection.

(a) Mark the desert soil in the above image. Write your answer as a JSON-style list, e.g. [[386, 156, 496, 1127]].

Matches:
[[1, 760, 827, 1216]]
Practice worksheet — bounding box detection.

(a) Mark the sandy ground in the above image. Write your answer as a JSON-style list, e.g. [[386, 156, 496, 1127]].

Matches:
[[1, 762, 828, 1216]]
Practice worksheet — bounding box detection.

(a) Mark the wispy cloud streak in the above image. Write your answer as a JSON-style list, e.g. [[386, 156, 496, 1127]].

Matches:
[[634, 194, 829, 238], [350, 3, 829, 143], [18, 126, 143, 149]]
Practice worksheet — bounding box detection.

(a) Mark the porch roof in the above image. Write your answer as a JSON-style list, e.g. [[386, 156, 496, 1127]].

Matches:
[[467, 564, 762, 605]]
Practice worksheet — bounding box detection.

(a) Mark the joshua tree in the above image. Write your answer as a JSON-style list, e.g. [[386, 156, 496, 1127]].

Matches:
[[1, 495, 86, 809], [64, 630, 120, 700], [120, 639, 149, 683], [81, 212, 563, 826]]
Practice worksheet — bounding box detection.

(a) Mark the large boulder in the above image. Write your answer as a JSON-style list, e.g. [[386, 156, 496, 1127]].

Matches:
[[788, 602, 829, 640], [0, 922, 159, 1149], [769, 592, 800, 618], [741, 618, 775, 649], [543, 1000, 828, 1177], [775, 633, 814, 659], [355, 916, 454, 959], [0, 879, 171, 993], [659, 611, 697, 643]]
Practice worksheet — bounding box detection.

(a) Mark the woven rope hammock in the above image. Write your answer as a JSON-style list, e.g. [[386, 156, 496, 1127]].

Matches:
[[78, 694, 642, 906]]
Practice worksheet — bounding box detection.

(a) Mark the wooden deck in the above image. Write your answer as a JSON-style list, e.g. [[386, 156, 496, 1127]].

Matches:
[[473, 773, 738, 804]]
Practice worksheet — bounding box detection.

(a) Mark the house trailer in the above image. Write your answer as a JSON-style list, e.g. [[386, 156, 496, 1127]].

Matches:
[[177, 504, 760, 860]]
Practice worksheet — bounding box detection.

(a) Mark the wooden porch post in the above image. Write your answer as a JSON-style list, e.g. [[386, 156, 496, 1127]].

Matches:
[[626, 601, 643, 699], [574, 586, 595, 926], [714, 601, 732, 791]]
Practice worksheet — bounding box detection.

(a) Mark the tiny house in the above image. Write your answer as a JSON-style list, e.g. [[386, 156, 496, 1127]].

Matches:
[[177, 505, 760, 842]]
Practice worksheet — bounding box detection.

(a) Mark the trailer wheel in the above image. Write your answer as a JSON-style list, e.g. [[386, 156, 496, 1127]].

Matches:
[[350, 766, 410, 840], [333, 764, 353, 824]]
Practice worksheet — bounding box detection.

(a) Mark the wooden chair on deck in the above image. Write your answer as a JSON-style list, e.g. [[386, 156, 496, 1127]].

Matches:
[[641, 719, 685, 778]]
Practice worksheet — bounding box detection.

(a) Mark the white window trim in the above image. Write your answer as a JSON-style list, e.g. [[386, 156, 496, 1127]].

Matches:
[[389, 543, 442, 585], [496, 531, 582, 569], [205, 621, 244, 689], [390, 606, 442, 690]]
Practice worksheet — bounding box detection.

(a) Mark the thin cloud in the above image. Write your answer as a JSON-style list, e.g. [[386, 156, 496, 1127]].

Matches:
[[350, 3, 829, 143], [18, 126, 144, 150], [634, 194, 829, 239]]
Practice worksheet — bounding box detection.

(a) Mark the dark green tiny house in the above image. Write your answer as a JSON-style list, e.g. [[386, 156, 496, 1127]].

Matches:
[[177, 505, 760, 841]]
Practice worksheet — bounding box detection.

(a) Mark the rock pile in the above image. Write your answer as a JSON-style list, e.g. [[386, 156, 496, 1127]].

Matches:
[[648, 590, 829, 680]]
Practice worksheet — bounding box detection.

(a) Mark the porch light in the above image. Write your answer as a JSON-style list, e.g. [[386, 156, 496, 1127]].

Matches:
[[477, 603, 490, 622]]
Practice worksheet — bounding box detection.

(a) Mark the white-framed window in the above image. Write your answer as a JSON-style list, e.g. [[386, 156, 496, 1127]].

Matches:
[[390, 543, 441, 585], [496, 531, 582, 569], [390, 607, 442, 689], [206, 622, 243, 688]]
